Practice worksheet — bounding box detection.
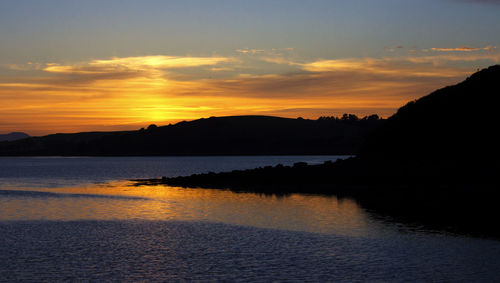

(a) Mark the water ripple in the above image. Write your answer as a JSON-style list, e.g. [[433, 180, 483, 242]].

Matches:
[[0, 220, 499, 282], [0, 189, 148, 200]]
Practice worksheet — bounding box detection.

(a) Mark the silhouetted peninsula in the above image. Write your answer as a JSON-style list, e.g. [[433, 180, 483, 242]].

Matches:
[[0, 115, 382, 156], [137, 65, 500, 237], [140, 66, 500, 187]]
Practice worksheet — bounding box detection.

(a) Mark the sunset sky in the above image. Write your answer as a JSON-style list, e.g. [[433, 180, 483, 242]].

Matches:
[[1, 0, 499, 135]]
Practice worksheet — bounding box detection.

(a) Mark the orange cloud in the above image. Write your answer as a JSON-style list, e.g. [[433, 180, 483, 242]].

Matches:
[[429, 45, 496, 52], [298, 58, 468, 78], [43, 55, 235, 77], [90, 55, 234, 69]]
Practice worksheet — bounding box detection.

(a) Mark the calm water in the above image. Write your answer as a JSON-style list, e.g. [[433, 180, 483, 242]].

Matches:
[[0, 156, 499, 281], [0, 156, 349, 188]]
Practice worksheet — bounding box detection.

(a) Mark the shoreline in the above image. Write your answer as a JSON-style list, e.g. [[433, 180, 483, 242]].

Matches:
[[131, 161, 500, 239]]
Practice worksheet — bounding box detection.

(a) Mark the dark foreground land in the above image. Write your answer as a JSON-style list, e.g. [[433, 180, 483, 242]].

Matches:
[[134, 159, 499, 238], [135, 65, 500, 238]]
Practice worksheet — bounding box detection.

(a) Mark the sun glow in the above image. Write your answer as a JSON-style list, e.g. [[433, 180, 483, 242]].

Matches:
[[1, 51, 497, 135]]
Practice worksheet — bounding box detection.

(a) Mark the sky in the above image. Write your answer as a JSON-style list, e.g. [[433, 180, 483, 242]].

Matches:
[[1, 0, 499, 135]]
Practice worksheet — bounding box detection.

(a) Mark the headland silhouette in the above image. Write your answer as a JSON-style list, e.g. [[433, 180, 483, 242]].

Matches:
[[135, 65, 500, 237]]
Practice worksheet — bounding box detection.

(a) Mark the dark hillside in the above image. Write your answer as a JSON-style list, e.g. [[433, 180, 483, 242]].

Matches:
[[0, 115, 383, 156], [146, 66, 500, 237], [154, 65, 500, 188], [358, 65, 500, 180]]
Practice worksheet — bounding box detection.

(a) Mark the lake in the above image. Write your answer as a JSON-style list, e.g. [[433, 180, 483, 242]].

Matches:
[[0, 156, 499, 281]]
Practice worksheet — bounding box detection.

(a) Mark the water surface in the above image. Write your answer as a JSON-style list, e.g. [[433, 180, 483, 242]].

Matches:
[[0, 155, 346, 188], [1, 156, 499, 281]]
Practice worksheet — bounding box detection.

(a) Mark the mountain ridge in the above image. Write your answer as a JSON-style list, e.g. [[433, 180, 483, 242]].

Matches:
[[0, 115, 383, 156]]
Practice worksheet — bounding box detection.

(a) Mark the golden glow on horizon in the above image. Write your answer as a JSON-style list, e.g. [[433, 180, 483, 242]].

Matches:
[[1, 51, 499, 135]]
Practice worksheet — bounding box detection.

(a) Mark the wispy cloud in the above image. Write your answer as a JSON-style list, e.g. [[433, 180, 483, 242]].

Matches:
[[43, 55, 234, 75], [91, 55, 233, 69], [384, 46, 404, 52], [236, 49, 265, 54], [429, 45, 496, 52], [209, 67, 234, 72], [237, 47, 297, 65], [258, 56, 295, 65], [7, 62, 43, 71], [406, 52, 500, 65], [298, 57, 468, 78]]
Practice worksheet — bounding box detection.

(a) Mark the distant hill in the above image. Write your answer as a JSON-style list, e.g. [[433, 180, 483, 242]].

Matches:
[[0, 115, 383, 156], [0, 132, 29, 142]]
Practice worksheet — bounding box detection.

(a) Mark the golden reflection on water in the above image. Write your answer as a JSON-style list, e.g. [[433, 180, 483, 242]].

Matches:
[[0, 181, 376, 237]]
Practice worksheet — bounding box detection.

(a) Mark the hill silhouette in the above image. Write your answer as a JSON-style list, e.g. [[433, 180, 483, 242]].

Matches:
[[0, 132, 30, 142], [357, 65, 499, 182], [0, 115, 382, 156], [140, 65, 500, 237], [147, 65, 500, 187]]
